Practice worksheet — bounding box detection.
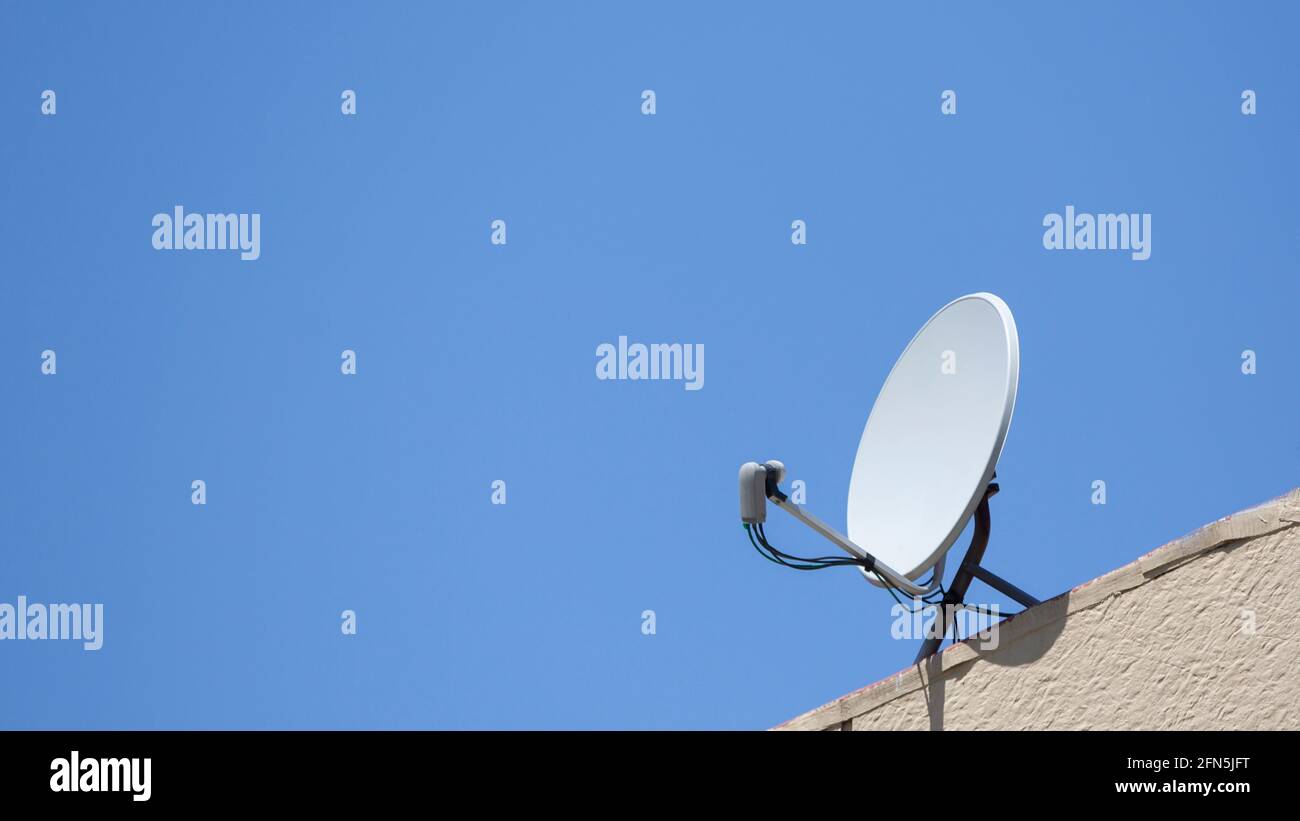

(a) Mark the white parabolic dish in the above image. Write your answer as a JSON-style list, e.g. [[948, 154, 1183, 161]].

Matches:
[[847, 293, 1019, 586]]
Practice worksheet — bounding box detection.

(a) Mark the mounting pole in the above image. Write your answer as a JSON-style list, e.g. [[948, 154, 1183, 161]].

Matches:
[[913, 480, 1041, 663]]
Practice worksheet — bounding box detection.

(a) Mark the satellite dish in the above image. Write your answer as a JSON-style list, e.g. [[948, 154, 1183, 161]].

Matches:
[[737, 292, 1040, 661], [848, 292, 1018, 587]]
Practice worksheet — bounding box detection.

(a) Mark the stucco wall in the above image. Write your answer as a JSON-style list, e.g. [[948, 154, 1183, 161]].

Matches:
[[777, 488, 1300, 731]]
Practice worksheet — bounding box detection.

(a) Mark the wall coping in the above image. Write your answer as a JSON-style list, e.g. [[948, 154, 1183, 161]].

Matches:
[[774, 487, 1300, 730]]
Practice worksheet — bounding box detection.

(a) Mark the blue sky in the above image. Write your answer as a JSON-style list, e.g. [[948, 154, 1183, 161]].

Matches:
[[1, 2, 1296, 728]]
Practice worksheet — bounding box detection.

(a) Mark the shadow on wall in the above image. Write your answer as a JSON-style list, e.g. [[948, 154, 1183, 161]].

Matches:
[[916, 593, 1071, 731]]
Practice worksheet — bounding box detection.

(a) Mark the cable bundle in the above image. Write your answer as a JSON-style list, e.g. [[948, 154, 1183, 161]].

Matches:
[[743, 523, 1016, 624]]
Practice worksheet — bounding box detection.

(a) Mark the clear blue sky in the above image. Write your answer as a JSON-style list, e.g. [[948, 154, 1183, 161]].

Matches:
[[1, 2, 1296, 729]]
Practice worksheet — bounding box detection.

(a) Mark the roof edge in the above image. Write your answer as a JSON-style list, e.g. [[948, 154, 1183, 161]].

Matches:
[[774, 487, 1300, 731]]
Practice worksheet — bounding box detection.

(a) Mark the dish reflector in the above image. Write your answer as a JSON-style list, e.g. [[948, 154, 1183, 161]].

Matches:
[[847, 293, 1018, 586]]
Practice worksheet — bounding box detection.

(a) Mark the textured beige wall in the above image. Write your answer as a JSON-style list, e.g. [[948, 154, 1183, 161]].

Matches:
[[777, 489, 1300, 731]]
